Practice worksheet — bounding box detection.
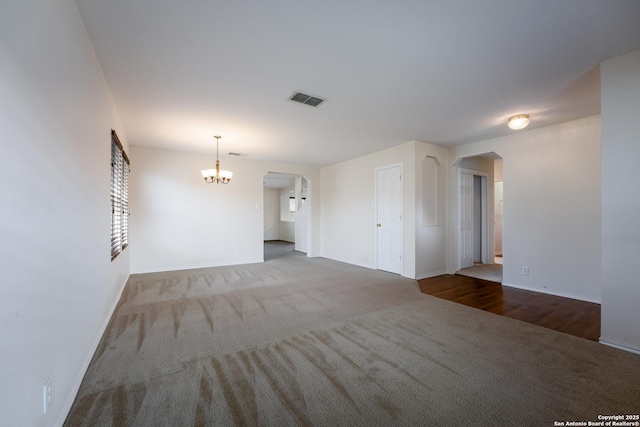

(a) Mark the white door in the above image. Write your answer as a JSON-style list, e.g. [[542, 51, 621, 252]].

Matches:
[[376, 166, 403, 274], [460, 172, 474, 269]]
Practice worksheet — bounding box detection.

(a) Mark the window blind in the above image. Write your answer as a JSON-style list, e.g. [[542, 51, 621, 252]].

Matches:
[[111, 130, 129, 260]]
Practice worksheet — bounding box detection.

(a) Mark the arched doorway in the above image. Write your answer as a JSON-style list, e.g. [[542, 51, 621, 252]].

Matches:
[[263, 172, 309, 260], [453, 153, 504, 283]]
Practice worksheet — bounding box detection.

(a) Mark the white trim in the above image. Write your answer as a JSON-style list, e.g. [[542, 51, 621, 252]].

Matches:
[[415, 271, 446, 280], [599, 340, 640, 355], [56, 273, 130, 427], [501, 282, 601, 304]]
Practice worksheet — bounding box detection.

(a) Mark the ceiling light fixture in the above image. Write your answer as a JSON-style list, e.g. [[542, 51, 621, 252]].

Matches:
[[201, 136, 233, 184], [508, 114, 530, 130]]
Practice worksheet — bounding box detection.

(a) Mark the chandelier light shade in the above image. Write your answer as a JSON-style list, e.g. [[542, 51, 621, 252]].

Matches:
[[201, 135, 233, 184], [508, 114, 531, 130]]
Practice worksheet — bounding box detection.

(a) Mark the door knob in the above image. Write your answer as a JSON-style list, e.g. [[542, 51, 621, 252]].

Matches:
[[377, 223, 381, 227]]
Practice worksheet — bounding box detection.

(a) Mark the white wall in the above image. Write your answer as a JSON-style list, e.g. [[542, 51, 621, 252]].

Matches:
[[450, 116, 602, 302], [414, 142, 450, 279], [600, 49, 640, 353], [320, 139, 450, 280], [130, 146, 320, 273], [321, 141, 417, 278], [494, 158, 503, 181], [263, 187, 280, 240], [280, 223, 296, 243], [0, 1, 129, 425]]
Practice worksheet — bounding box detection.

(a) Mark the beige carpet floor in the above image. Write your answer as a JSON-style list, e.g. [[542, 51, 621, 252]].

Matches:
[[456, 263, 503, 283], [65, 242, 640, 426]]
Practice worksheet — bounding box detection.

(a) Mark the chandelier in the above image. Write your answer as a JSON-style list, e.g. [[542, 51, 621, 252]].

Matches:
[[201, 135, 233, 184]]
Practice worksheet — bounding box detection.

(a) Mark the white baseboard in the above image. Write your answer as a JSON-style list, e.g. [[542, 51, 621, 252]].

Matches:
[[599, 340, 640, 355], [501, 282, 601, 304], [415, 271, 446, 280], [55, 273, 130, 427]]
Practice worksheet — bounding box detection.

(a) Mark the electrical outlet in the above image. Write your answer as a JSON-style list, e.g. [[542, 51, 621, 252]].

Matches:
[[521, 266, 529, 276], [43, 378, 52, 414]]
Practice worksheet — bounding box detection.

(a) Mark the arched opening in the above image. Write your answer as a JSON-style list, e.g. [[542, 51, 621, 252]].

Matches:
[[263, 172, 309, 260], [452, 152, 504, 283]]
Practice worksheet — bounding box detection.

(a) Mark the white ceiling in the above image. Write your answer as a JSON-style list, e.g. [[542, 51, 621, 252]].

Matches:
[[75, 0, 640, 167]]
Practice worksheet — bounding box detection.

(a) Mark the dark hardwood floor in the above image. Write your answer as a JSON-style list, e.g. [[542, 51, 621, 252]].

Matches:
[[418, 274, 601, 341]]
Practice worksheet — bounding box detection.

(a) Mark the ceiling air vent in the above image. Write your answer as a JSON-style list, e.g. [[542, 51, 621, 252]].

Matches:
[[289, 91, 325, 107]]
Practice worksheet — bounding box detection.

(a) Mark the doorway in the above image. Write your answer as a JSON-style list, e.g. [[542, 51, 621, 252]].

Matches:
[[459, 170, 488, 269], [454, 153, 504, 283], [263, 172, 309, 259]]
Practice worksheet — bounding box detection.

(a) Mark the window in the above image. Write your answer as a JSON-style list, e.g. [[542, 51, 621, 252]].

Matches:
[[289, 197, 296, 221], [288, 196, 306, 221], [111, 130, 129, 260]]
